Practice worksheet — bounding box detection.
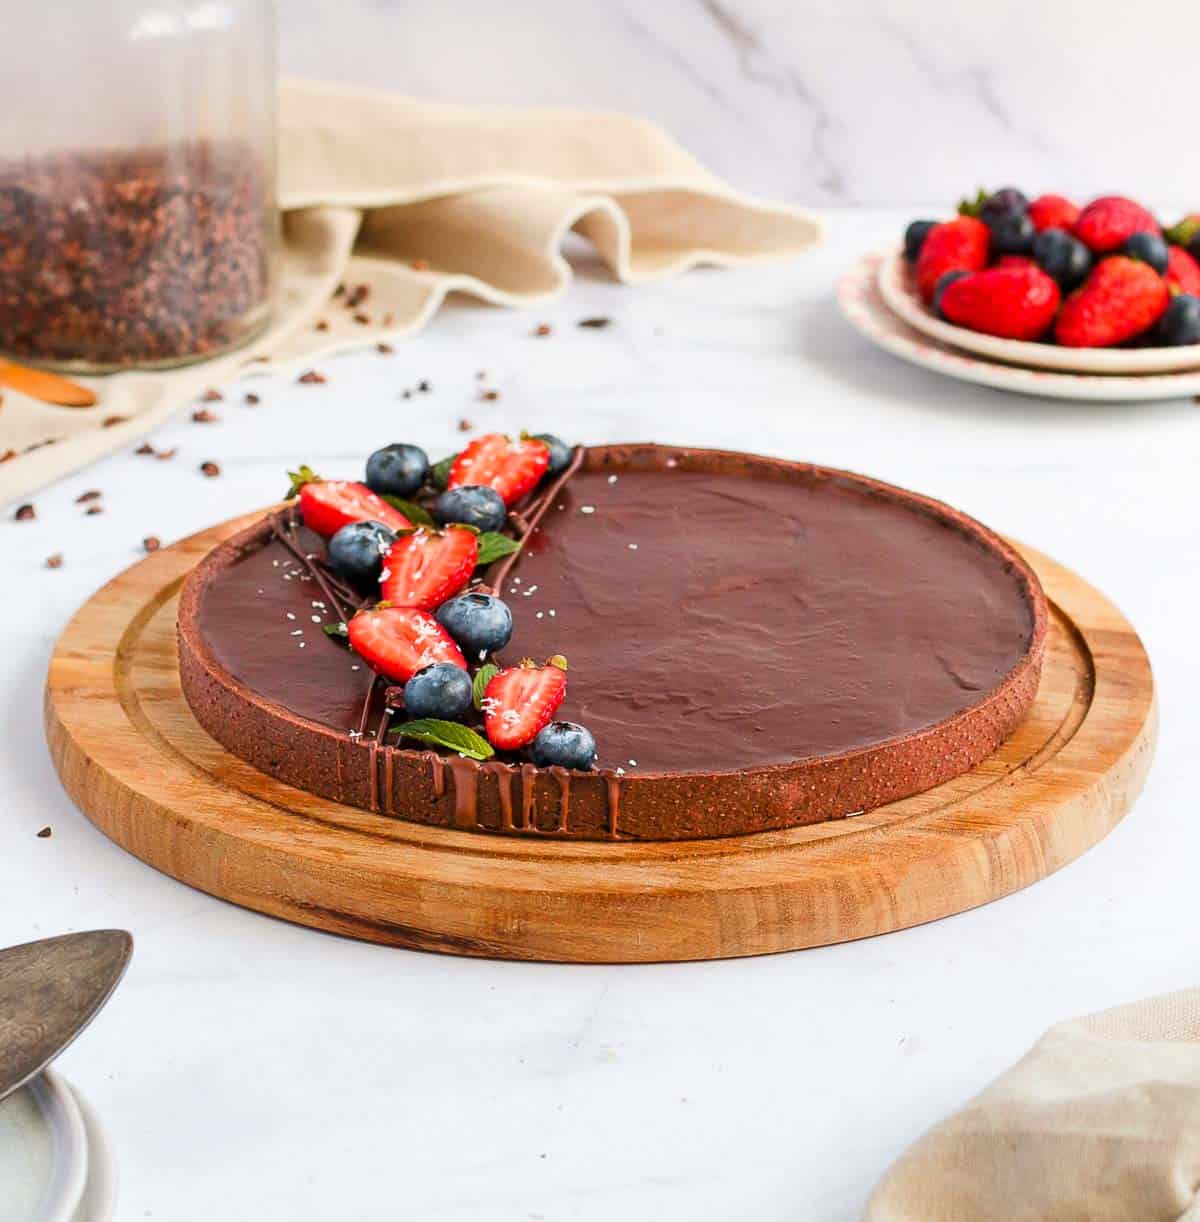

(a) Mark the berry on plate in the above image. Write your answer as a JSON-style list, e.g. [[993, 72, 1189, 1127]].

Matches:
[[933, 270, 970, 317], [433, 484, 507, 532], [1031, 229, 1092, 290], [531, 433, 574, 476], [1165, 246, 1200, 297], [347, 606, 466, 683], [531, 721, 597, 771], [938, 265, 1061, 341], [1073, 196, 1160, 254], [327, 520, 396, 592], [903, 219, 938, 263], [435, 591, 513, 659], [402, 662, 474, 721], [1121, 232, 1169, 275], [1156, 294, 1200, 346], [1054, 256, 1170, 348], [977, 187, 1029, 227], [381, 527, 478, 611], [916, 216, 990, 302], [1028, 194, 1080, 233], [483, 656, 568, 751], [448, 434, 550, 506], [287, 467, 414, 538], [987, 211, 1035, 256], [365, 443, 430, 498]]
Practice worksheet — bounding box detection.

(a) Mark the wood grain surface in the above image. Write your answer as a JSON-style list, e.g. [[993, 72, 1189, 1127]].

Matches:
[[44, 510, 1156, 963]]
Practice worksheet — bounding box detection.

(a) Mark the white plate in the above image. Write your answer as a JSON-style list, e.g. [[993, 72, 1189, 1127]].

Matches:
[[839, 253, 1200, 402], [0, 1070, 89, 1222], [69, 1084, 116, 1222], [877, 248, 1200, 374]]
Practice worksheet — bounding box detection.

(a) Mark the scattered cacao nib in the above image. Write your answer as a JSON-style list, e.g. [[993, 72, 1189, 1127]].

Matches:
[[298, 369, 327, 385], [143, 535, 161, 552], [156, 447, 178, 460], [353, 313, 371, 325], [345, 284, 370, 309], [245, 354, 270, 364], [458, 418, 473, 432], [102, 415, 129, 428], [411, 259, 430, 272], [333, 283, 346, 298], [200, 460, 221, 477], [191, 407, 220, 423], [75, 490, 101, 503], [244, 392, 260, 405], [578, 316, 612, 329], [0, 450, 16, 463], [479, 389, 500, 401], [135, 443, 156, 455], [24, 437, 59, 452], [534, 323, 553, 337], [376, 342, 394, 354], [0, 142, 271, 367], [14, 503, 35, 521], [45, 553, 63, 569], [36, 826, 52, 839], [417, 379, 431, 393], [85, 505, 103, 516], [200, 388, 223, 402], [315, 319, 330, 332]]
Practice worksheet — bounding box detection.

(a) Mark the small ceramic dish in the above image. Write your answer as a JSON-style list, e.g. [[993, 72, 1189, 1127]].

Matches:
[[877, 249, 1200, 375], [840, 253, 1200, 402], [0, 1069, 89, 1222]]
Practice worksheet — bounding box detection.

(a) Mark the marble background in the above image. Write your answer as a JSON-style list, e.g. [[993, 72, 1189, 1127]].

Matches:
[[280, 0, 1199, 207]]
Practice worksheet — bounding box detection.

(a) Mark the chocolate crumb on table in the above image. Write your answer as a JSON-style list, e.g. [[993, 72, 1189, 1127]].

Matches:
[[75, 490, 101, 503], [45, 553, 63, 569], [85, 505, 104, 516], [298, 370, 327, 385], [36, 826, 51, 839], [479, 389, 500, 401], [577, 317, 612, 329], [102, 415, 129, 428], [200, 460, 221, 478], [14, 503, 35, 521], [200, 388, 223, 402], [143, 536, 162, 552], [244, 392, 261, 405], [534, 323, 553, 337], [192, 407, 221, 423]]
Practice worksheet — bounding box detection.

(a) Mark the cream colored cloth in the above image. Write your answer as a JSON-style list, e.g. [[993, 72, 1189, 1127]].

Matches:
[[867, 988, 1200, 1221], [0, 78, 820, 504]]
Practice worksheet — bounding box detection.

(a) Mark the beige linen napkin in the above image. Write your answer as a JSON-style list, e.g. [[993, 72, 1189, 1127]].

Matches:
[[0, 78, 820, 505], [867, 988, 1200, 1221]]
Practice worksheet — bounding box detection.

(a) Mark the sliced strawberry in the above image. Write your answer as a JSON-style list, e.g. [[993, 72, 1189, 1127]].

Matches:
[[380, 527, 478, 611], [347, 606, 466, 683], [483, 656, 568, 751], [448, 434, 550, 506], [288, 466, 412, 538]]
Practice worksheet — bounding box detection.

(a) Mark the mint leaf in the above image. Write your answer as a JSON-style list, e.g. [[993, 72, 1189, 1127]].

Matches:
[[429, 454, 456, 490], [390, 718, 494, 760], [381, 495, 434, 528], [472, 663, 499, 709], [285, 463, 320, 499], [475, 532, 521, 566], [322, 621, 349, 645], [957, 188, 987, 218]]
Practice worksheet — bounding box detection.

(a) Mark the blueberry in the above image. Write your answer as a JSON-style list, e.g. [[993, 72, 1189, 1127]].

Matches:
[[988, 211, 1035, 255], [365, 443, 429, 498], [326, 520, 396, 592], [435, 592, 513, 659], [1032, 228, 1092, 289], [903, 219, 937, 263], [933, 270, 970, 318], [433, 484, 507, 532], [533, 433, 573, 476], [530, 721, 597, 770], [979, 187, 1029, 226], [1122, 231, 1169, 275], [1156, 294, 1200, 346], [402, 662, 473, 721]]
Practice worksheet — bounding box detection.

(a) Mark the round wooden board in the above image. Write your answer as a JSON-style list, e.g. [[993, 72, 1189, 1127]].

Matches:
[[45, 510, 1157, 963]]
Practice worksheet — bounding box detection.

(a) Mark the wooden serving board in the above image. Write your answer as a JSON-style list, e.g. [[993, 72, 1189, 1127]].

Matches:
[[45, 511, 1156, 963]]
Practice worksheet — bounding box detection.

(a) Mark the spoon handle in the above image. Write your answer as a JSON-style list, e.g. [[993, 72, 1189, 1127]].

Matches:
[[0, 360, 97, 408]]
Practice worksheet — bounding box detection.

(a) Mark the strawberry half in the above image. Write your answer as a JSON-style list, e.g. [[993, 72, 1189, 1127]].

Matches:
[[448, 434, 550, 506], [347, 605, 466, 683], [380, 527, 478, 611], [288, 466, 413, 538], [483, 656, 568, 751]]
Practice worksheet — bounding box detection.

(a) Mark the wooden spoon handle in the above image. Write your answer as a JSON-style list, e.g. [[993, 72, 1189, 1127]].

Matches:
[[0, 360, 97, 407]]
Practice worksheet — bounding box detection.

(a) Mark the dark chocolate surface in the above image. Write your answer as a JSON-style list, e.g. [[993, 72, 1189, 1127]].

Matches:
[[195, 462, 1035, 776]]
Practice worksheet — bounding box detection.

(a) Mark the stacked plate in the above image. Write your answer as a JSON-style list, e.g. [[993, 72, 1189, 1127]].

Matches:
[[0, 1070, 115, 1222], [839, 250, 1200, 401]]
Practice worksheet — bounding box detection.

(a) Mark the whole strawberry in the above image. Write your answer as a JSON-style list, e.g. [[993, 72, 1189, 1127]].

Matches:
[[1073, 196, 1160, 254], [1028, 194, 1080, 233], [1054, 256, 1170, 348], [916, 216, 990, 302], [1166, 246, 1200, 297], [939, 265, 1061, 341]]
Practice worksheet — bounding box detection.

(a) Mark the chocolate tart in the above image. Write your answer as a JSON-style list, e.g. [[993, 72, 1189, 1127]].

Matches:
[[177, 444, 1047, 841]]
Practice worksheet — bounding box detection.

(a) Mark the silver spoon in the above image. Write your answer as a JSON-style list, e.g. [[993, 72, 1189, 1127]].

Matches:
[[0, 930, 132, 1102]]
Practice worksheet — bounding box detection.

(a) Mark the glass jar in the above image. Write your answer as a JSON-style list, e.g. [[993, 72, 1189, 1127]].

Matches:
[[0, 1, 278, 372]]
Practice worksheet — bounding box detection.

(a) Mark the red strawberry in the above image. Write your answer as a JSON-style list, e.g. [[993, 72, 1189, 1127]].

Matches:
[[347, 605, 466, 683], [381, 527, 478, 611], [916, 216, 990, 302], [1054, 256, 1170, 348], [1166, 245, 1200, 296], [939, 265, 1061, 341], [287, 466, 412, 538], [483, 656, 568, 751], [1028, 194, 1080, 233], [448, 434, 550, 506], [1073, 196, 1159, 254]]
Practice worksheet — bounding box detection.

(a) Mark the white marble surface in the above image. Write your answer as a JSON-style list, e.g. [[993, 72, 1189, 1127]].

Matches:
[[280, 0, 1198, 206], [2, 210, 1198, 1221]]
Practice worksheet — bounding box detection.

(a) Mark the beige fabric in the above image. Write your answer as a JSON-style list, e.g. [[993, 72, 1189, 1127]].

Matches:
[[0, 78, 820, 504], [866, 988, 1200, 1221]]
